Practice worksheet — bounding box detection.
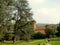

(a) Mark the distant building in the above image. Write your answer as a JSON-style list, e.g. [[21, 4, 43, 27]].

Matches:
[[33, 20, 46, 34]]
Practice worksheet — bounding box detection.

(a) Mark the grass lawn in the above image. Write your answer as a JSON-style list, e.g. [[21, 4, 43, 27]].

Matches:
[[0, 39, 60, 45]]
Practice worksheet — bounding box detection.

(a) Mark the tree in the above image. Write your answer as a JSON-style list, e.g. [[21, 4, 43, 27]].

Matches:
[[15, 0, 33, 21], [14, 0, 33, 41], [57, 23, 60, 37], [0, 0, 9, 40], [45, 25, 56, 38], [0, 0, 16, 40], [14, 20, 34, 41], [0, 0, 34, 41]]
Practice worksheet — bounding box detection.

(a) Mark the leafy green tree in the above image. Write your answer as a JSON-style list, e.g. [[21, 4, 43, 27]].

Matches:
[[0, 0, 9, 39], [15, 0, 33, 21], [14, 20, 34, 41], [0, 0, 33, 41], [45, 25, 56, 38], [0, 0, 16, 40], [14, 0, 33, 41]]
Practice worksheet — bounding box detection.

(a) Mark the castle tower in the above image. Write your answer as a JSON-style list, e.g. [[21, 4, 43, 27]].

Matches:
[[33, 20, 36, 30]]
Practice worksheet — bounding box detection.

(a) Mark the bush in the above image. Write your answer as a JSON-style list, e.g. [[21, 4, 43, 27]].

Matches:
[[32, 32, 45, 39]]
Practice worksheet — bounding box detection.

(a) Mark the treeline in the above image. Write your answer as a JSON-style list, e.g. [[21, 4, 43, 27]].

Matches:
[[32, 23, 60, 39]]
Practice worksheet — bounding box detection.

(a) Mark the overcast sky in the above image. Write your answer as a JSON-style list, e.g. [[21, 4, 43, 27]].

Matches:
[[28, 0, 60, 24]]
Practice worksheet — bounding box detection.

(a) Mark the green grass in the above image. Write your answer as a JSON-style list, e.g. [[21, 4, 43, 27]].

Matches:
[[0, 39, 60, 45]]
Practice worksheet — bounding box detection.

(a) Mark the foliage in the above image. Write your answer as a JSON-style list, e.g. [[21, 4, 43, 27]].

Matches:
[[14, 21, 34, 41], [4, 33, 14, 40], [57, 23, 60, 37], [0, 0, 33, 41], [0, 0, 16, 40], [14, 0, 33, 41], [45, 25, 56, 38], [32, 32, 45, 39]]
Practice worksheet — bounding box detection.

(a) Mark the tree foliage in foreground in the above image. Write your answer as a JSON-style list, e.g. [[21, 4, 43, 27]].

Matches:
[[0, 0, 33, 41]]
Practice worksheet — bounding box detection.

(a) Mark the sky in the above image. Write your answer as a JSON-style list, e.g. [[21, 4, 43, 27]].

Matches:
[[28, 0, 60, 24]]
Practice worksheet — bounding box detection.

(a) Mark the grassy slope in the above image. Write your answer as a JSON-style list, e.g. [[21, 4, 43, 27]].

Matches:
[[0, 40, 60, 45]]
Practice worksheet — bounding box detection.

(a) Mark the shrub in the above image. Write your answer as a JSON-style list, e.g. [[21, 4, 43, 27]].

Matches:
[[32, 32, 45, 39]]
